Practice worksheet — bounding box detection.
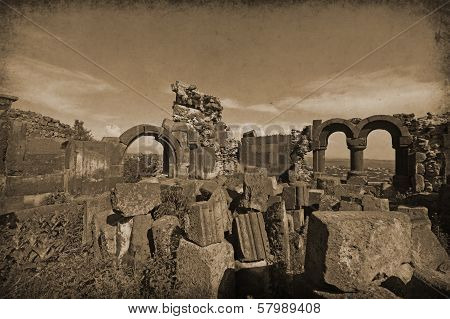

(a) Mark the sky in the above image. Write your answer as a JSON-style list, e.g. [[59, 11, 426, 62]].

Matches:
[[0, 1, 447, 159]]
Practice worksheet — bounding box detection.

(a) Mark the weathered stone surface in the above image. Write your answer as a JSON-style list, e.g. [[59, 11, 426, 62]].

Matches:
[[319, 194, 340, 211], [305, 211, 412, 292], [240, 168, 269, 211], [316, 176, 341, 191], [339, 200, 362, 211], [176, 238, 235, 298], [281, 185, 296, 210], [265, 201, 290, 268], [347, 175, 368, 185], [233, 212, 270, 262], [265, 176, 283, 196], [361, 195, 389, 211], [397, 206, 448, 270], [185, 200, 224, 247], [111, 182, 161, 217], [152, 215, 181, 259], [328, 184, 365, 200], [290, 209, 305, 231], [294, 182, 309, 208], [117, 217, 133, 260], [129, 214, 154, 266], [308, 189, 324, 206]]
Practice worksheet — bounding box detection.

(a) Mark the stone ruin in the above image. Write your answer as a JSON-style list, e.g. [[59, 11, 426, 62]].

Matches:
[[0, 86, 449, 298]]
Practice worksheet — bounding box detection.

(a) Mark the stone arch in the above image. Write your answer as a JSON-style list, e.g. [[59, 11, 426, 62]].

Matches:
[[316, 119, 357, 148], [119, 124, 182, 177], [356, 115, 411, 148], [312, 119, 357, 173]]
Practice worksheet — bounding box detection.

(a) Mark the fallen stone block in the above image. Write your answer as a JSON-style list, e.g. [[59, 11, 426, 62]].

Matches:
[[305, 211, 412, 292], [117, 217, 133, 260], [347, 175, 368, 185], [289, 209, 305, 231], [294, 182, 309, 208], [265, 176, 283, 196], [129, 214, 154, 267], [265, 201, 290, 268], [319, 195, 340, 211], [233, 212, 270, 262], [282, 185, 297, 210], [316, 176, 341, 191], [152, 215, 181, 259], [241, 168, 269, 211], [185, 200, 224, 247], [112, 182, 161, 217], [176, 239, 235, 298], [339, 200, 362, 211], [397, 206, 448, 270], [308, 189, 324, 206], [361, 195, 389, 211]]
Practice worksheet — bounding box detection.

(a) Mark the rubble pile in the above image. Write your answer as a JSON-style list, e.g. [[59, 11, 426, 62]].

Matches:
[[171, 81, 239, 175], [1, 108, 76, 139], [394, 112, 449, 192]]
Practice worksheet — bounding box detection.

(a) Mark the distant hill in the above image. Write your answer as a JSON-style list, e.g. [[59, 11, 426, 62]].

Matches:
[[305, 157, 395, 171]]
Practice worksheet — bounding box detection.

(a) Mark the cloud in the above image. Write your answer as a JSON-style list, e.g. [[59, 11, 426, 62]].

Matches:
[[221, 66, 444, 119], [6, 55, 118, 117], [105, 124, 122, 136]]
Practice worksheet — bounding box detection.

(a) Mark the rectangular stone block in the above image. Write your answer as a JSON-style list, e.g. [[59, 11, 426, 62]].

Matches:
[[294, 182, 309, 208], [397, 206, 430, 227], [282, 185, 296, 210], [339, 200, 362, 211], [5, 174, 65, 196], [361, 195, 389, 211], [111, 182, 161, 217], [186, 200, 224, 247], [233, 212, 270, 262], [305, 211, 412, 292], [308, 189, 324, 206], [291, 209, 305, 231], [316, 176, 341, 191]]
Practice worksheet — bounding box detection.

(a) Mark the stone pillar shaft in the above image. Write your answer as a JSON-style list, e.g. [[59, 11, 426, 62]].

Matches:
[[313, 149, 326, 173]]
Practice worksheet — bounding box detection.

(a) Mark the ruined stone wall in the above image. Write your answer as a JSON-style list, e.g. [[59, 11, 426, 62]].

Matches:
[[171, 81, 239, 175], [4, 108, 76, 139], [0, 108, 124, 213], [240, 134, 292, 176], [394, 112, 449, 193]]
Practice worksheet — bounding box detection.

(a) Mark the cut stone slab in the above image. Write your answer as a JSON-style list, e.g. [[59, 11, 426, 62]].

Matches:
[[176, 239, 235, 298], [264, 201, 290, 269], [290, 209, 305, 231], [294, 182, 309, 208], [117, 217, 133, 260], [240, 169, 269, 211], [111, 182, 161, 217], [233, 212, 270, 262], [308, 189, 324, 206], [396, 206, 448, 270], [339, 200, 362, 211], [316, 176, 341, 191], [129, 214, 154, 267], [361, 195, 389, 211], [305, 211, 412, 292], [319, 194, 340, 211], [152, 215, 181, 259], [282, 185, 297, 210], [185, 200, 224, 247]]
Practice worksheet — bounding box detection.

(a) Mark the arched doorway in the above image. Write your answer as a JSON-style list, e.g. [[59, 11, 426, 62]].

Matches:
[[119, 124, 182, 178]]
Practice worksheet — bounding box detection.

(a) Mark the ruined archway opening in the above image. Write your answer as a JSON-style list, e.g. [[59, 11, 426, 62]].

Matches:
[[324, 132, 350, 180], [365, 130, 395, 183], [124, 136, 165, 182]]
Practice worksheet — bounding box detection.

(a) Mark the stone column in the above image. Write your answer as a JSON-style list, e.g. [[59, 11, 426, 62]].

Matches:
[[346, 138, 367, 184], [313, 147, 326, 173]]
